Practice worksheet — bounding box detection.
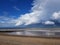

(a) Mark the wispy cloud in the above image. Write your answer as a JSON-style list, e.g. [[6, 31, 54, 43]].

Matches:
[[0, 16, 17, 27], [13, 6, 20, 11]]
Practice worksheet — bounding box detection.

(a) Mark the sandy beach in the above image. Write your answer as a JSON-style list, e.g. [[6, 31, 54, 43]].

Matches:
[[0, 34, 60, 45]]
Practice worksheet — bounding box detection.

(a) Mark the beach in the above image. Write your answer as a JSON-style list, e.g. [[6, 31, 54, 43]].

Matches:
[[0, 34, 60, 45]]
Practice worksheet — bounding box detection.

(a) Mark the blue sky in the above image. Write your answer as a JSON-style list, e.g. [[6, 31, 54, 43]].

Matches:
[[0, 0, 33, 17], [0, 0, 60, 27]]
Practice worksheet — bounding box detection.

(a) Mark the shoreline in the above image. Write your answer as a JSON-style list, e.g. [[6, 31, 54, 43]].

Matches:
[[0, 33, 60, 39]]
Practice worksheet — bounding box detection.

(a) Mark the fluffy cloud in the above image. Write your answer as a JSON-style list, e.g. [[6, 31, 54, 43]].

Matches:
[[52, 11, 60, 20], [16, 11, 42, 26], [44, 21, 55, 25]]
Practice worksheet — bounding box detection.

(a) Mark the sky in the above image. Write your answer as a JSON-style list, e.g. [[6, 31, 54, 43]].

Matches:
[[0, 0, 60, 27]]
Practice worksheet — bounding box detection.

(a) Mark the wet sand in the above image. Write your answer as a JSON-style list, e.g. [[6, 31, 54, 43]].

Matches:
[[0, 34, 60, 45]]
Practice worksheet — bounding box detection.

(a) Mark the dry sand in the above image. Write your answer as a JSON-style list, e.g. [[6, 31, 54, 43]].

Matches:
[[0, 34, 60, 45]]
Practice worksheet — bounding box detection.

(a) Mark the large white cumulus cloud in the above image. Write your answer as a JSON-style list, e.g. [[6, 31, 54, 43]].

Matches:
[[15, 0, 48, 26]]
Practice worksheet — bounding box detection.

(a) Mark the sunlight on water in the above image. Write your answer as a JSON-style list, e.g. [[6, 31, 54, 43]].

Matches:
[[6, 30, 60, 37]]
